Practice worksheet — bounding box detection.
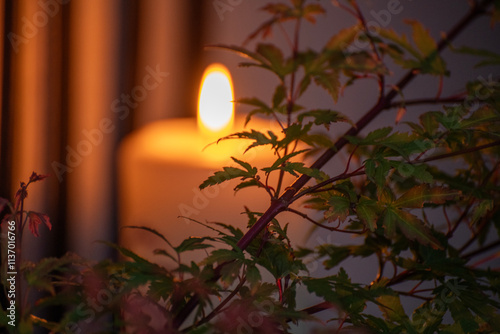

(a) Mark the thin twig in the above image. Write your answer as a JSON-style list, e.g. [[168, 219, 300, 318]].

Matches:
[[286, 208, 365, 234]]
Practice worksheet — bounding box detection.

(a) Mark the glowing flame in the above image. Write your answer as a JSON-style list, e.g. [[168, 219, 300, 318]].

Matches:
[[198, 63, 234, 135]]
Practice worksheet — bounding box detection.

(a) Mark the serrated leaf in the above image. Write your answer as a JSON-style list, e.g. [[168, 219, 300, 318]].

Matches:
[[206, 44, 266, 65], [234, 179, 262, 193], [378, 28, 420, 59], [280, 122, 312, 148], [318, 245, 351, 269], [302, 4, 326, 23], [448, 299, 479, 333], [272, 84, 287, 108], [262, 149, 310, 174], [153, 249, 177, 262], [356, 197, 380, 231], [245, 265, 262, 286], [385, 208, 442, 249], [122, 225, 174, 250], [348, 127, 393, 145], [406, 20, 436, 58], [313, 70, 340, 102], [283, 162, 323, 179], [202, 249, 243, 265], [419, 111, 441, 136], [454, 46, 500, 68], [218, 129, 279, 153], [174, 237, 214, 253], [200, 167, 254, 190], [326, 195, 351, 222], [325, 24, 361, 50], [378, 294, 408, 323], [231, 157, 258, 174], [394, 185, 460, 208], [471, 199, 494, 224], [256, 43, 288, 78], [297, 109, 352, 129], [460, 105, 500, 129]]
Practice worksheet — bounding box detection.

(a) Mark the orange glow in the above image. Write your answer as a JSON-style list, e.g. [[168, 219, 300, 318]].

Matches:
[[197, 64, 234, 136]]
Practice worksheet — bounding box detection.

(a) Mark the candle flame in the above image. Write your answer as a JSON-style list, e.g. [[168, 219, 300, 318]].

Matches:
[[198, 63, 234, 135]]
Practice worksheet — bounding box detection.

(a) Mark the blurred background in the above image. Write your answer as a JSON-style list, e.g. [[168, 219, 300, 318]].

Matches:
[[1, 0, 498, 275]]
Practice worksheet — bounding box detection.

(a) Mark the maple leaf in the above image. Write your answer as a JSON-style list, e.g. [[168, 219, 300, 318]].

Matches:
[[29, 172, 49, 183], [14, 183, 28, 211], [27, 212, 52, 237]]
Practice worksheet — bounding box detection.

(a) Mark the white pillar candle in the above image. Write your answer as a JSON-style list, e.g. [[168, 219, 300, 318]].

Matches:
[[118, 115, 279, 264], [118, 64, 280, 265]]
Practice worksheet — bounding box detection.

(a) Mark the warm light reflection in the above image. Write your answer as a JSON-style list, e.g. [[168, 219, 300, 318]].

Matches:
[[198, 63, 234, 135]]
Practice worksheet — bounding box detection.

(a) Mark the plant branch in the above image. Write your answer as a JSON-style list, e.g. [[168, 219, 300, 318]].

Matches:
[[172, 1, 494, 328], [462, 239, 500, 260], [387, 95, 466, 109], [235, 0, 492, 256], [286, 208, 365, 234], [183, 277, 247, 332], [417, 140, 500, 164]]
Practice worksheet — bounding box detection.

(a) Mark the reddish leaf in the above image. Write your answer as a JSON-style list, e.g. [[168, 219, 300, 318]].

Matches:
[[14, 184, 28, 210], [29, 172, 49, 183], [395, 107, 406, 124], [28, 212, 52, 237]]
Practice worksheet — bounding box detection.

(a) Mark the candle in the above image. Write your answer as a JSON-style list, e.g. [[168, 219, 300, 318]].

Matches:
[[118, 64, 279, 265]]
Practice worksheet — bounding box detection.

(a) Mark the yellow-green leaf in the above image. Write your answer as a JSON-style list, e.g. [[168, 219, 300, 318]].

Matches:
[[394, 185, 461, 208]]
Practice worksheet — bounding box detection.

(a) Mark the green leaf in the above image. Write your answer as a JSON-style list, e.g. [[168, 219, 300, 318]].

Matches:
[[454, 46, 500, 68], [234, 179, 263, 193], [384, 208, 442, 249], [272, 84, 287, 109], [325, 195, 351, 222], [297, 109, 352, 129], [378, 294, 409, 323], [237, 97, 273, 125], [217, 129, 279, 153], [318, 245, 351, 269], [471, 199, 494, 224], [121, 225, 174, 250], [200, 167, 254, 189], [232, 157, 258, 174], [313, 70, 340, 102], [378, 28, 420, 59], [393, 185, 461, 208], [256, 43, 289, 78], [245, 265, 262, 286], [202, 248, 244, 265], [419, 111, 441, 136], [206, 44, 266, 65], [281, 162, 322, 179], [448, 299, 479, 333], [348, 127, 393, 145], [174, 237, 214, 253], [200, 157, 258, 190], [325, 24, 362, 50], [407, 20, 437, 58], [356, 197, 380, 231], [262, 149, 310, 174], [459, 105, 500, 129], [279, 122, 312, 148]]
